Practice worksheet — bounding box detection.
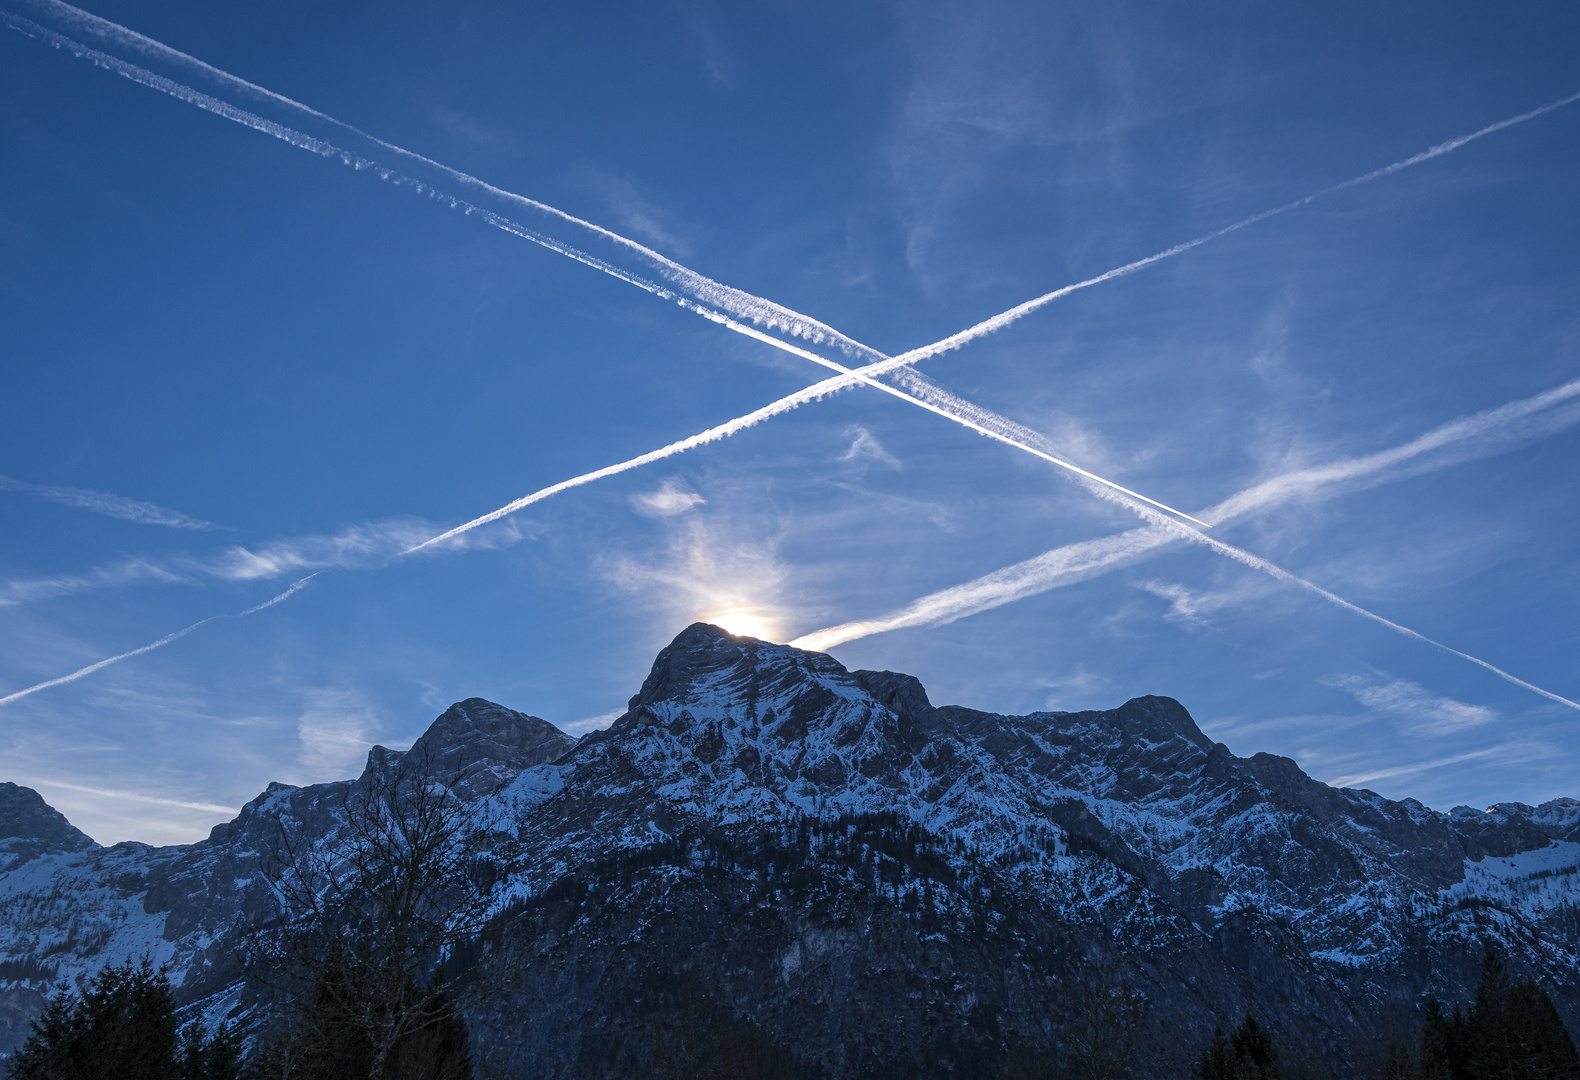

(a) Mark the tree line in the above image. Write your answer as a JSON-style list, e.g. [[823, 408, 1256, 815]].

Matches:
[[1181, 951, 1579, 1080], [7, 748, 482, 1080]]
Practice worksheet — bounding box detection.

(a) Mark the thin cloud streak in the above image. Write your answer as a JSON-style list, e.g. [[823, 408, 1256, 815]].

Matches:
[[0, 473, 218, 530], [0, 574, 318, 708], [1324, 674, 1497, 736], [0, 518, 498, 608], [794, 380, 1580, 713], [1326, 747, 1511, 790], [1, 558, 185, 607], [24, 778, 238, 814], [795, 376, 1580, 650]]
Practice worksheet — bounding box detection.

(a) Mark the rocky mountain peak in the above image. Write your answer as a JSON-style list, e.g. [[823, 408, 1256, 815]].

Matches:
[[1110, 694, 1215, 752], [850, 669, 934, 723], [401, 697, 577, 799], [0, 783, 96, 871], [630, 623, 854, 713]]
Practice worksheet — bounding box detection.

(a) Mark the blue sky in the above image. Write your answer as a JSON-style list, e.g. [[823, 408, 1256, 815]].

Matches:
[[2, 0, 1578, 844]]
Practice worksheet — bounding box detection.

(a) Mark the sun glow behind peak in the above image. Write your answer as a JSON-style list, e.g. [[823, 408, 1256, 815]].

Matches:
[[698, 602, 780, 642]]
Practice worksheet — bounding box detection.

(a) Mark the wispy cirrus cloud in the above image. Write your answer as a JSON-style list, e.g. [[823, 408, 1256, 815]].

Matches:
[[573, 168, 697, 257], [292, 688, 381, 784], [838, 427, 902, 469], [199, 520, 440, 581], [564, 707, 625, 736], [630, 479, 707, 518], [0, 473, 219, 530], [0, 557, 186, 607], [794, 374, 1580, 651], [1324, 673, 1498, 736], [0, 516, 533, 610], [1325, 742, 1545, 791], [1136, 578, 1274, 626]]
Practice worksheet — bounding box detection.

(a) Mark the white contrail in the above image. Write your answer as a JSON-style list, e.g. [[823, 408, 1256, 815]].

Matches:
[[795, 375, 1580, 649], [1174, 523, 1580, 713], [789, 525, 1172, 651], [887, 91, 1580, 369], [2, 0, 878, 362], [10, 2, 1579, 457], [401, 374, 876, 554], [0, 473, 218, 530], [9, 0, 883, 363], [1201, 376, 1580, 525], [17, 0, 1579, 380], [675, 304, 1211, 525], [792, 379, 1580, 712], [400, 323, 1214, 556], [12, 3, 1578, 536], [0, 6, 1200, 527], [12, 2, 1579, 702], [0, 574, 318, 708]]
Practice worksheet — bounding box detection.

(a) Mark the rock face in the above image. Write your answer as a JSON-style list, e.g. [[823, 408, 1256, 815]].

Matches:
[[0, 783, 94, 874], [1, 625, 1576, 1077]]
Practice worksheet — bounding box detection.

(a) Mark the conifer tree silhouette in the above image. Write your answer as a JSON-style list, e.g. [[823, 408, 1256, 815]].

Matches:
[[5, 958, 239, 1080]]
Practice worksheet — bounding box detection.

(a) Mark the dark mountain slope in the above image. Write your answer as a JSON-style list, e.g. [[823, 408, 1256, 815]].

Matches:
[[1, 625, 1575, 1077]]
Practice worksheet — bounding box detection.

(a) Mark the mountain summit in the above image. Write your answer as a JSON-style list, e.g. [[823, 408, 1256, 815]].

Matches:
[[1, 625, 1576, 1077]]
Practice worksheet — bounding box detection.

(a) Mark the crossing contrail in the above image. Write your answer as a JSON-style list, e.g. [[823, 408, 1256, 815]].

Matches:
[[400, 308, 1222, 556], [11, 0, 1580, 705], [0, 3, 1202, 528], [0, 574, 318, 708], [8, 0, 1579, 518], [15, 0, 1578, 383], [791, 378, 1580, 713]]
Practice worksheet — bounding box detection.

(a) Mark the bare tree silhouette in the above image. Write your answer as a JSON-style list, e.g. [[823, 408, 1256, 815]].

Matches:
[[247, 745, 502, 1080]]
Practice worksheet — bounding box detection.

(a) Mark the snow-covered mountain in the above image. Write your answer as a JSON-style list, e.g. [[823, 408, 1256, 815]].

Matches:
[[2, 624, 1576, 1077]]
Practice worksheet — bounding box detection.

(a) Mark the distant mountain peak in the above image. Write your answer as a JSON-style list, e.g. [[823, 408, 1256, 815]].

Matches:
[[0, 782, 97, 871], [398, 697, 577, 799]]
